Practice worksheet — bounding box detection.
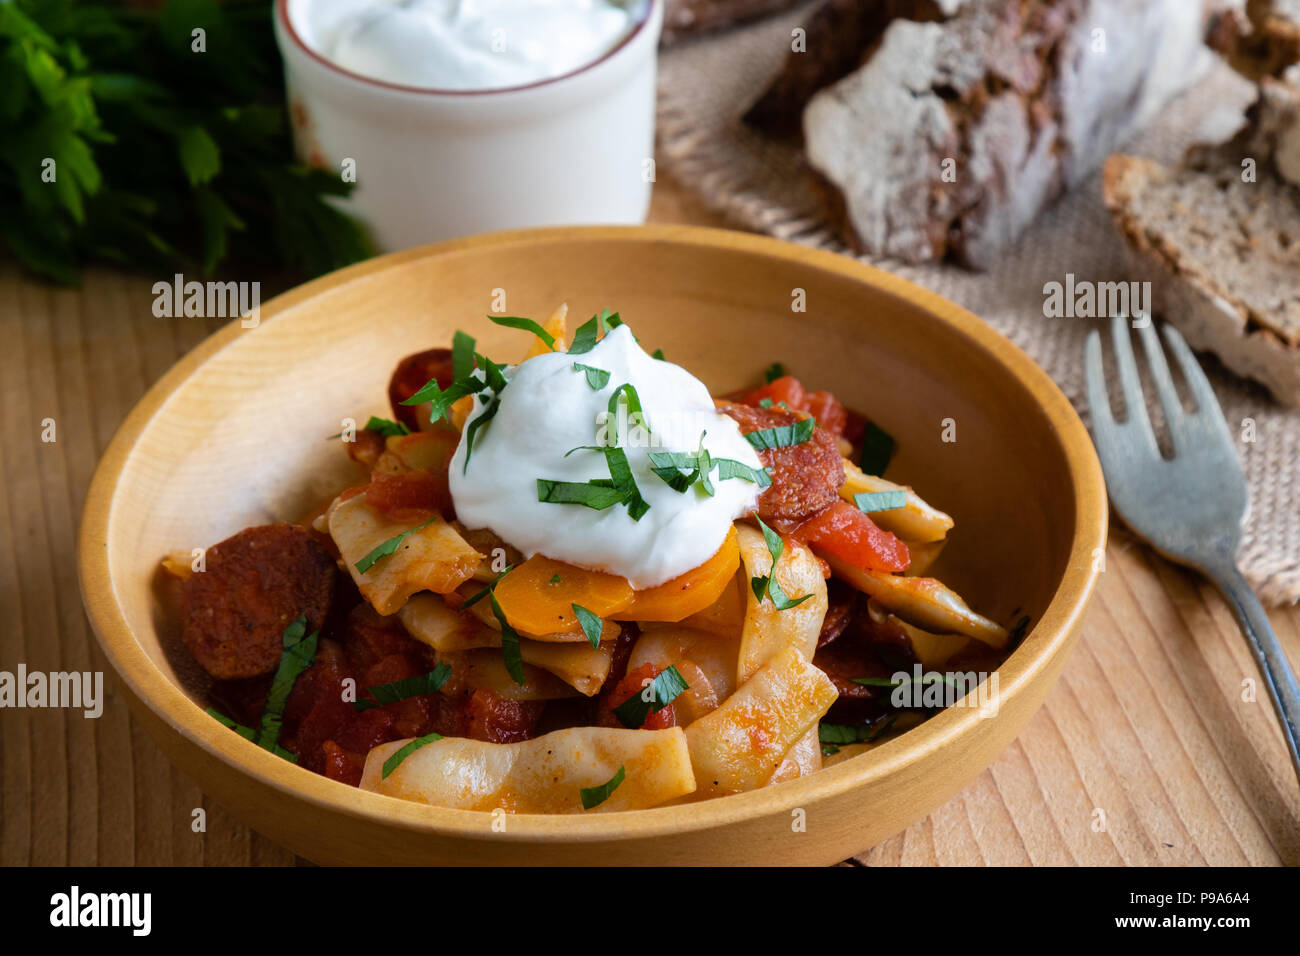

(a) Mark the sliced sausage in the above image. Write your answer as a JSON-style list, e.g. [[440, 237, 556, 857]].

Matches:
[[182, 523, 338, 679], [719, 401, 845, 523], [388, 347, 455, 431]]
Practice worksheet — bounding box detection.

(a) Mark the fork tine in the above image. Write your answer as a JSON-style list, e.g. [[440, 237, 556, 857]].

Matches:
[[1084, 330, 1114, 427], [1161, 324, 1239, 451], [1109, 314, 1160, 452], [1135, 319, 1191, 452], [1161, 325, 1223, 417]]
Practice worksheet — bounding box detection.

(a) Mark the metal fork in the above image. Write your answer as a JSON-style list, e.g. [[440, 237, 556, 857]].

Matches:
[[1084, 315, 1300, 786]]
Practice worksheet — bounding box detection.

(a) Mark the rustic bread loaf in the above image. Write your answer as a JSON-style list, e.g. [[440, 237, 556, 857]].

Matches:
[[744, 0, 950, 135], [751, 0, 1213, 267], [1103, 153, 1300, 404]]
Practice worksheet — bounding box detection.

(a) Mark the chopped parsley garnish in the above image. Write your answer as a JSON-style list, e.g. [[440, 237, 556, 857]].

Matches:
[[860, 421, 894, 476], [573, 362, 611, 390], [354, 519, 436, 574], [648, 433, 772, 495], [489, 593, 525, 684], [382, 732, 443, 779], [487, 314, 556, 349], [571, 604, 604, 649], [764, 362, 787, 383], [537, 479, 630, 511], [462, 393, 501, 473], [256, 616, 319, 752], [399, 376, 484, 421], [567, 317, 601, 355], [548, 573, 563, 585], [851, 673, 961, 689], [463, 567, 513, 607], [567, 309, 622, 355], [452, 330, 477, 381], [612, 665, 689, 729], [354, 663, 453, 711], [750, 517, 812, 610], [758, 398, 774, 408], [580, 765, 626, 810], [540, 445, 649, 521], [362, 416, 410, 437], [462, 567, 525, 684], [744, 417, 815, 450], [652, 348, 666, 361], [206, 709, 297, 762], [401, 335, 510, 472], [853, 490, 906, 513], [606, 383, 651, 445], [715, 457, 772, 487], [818, 714, 897, 751]]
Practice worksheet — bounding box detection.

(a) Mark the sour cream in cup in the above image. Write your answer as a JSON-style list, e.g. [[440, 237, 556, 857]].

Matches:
[[273, 0, 662, 251]]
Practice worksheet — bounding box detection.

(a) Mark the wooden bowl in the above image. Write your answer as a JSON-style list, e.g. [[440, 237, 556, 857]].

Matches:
[[78, 225, 1106, 865]]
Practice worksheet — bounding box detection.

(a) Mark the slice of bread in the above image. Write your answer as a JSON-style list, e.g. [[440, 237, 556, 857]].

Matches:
[[1103, 153, 1300, 404]]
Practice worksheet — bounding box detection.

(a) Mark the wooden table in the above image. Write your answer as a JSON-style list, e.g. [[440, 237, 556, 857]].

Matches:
[[3, 174, 1298, 866]]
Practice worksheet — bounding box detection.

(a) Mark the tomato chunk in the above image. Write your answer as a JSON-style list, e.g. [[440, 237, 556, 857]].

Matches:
[[794, 501, 910, 573], [388, 347, 455, 431], [364, 469, 451, 521], [742, 374, 864, 444], [598, 663, 675, 730]]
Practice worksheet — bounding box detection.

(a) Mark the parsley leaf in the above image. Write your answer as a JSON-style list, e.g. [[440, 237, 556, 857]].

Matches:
[[353, 663, 453, 711], [452, 330, 477, 381], [749, 517, 812, 610], [853, 490, 906, 513], [487, 314, 556, 349], [606, 383, 651, 446], [745, 418, 815, 450], [860, 422, 894, 475], [382, 732, 443, 779], [580, 765, 626, 809], [818, 715, 897, 748], [256, 615, 319, 752], [0, 1, 372, 284], [612, 665, 689, 728], [573, 362, 611, 390], [206, 708, 297, 762], [362, 415, 410, 437], [536, 479, 629, 510], [354, 518, 435, 574], [764, 362, 787, 383], [571, 604, 604, 649]]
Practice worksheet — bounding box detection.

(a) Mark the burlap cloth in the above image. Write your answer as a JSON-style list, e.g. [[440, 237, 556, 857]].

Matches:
[[656, 6, 1300, 605]]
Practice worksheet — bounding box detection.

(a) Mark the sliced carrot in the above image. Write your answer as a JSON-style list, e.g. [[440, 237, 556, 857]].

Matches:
[[493, 555, 635, 635], [612, 527, 740, 623]]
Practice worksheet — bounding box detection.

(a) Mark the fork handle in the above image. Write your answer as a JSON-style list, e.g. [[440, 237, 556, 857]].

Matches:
[[1208, 563, 1300, 787]]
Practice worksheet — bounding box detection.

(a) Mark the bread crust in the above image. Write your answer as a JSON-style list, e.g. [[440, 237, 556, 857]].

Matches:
[[1103, 154, 1300, 405]]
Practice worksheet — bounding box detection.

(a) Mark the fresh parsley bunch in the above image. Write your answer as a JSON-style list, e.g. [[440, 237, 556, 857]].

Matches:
[[0, 0, 372, 285]]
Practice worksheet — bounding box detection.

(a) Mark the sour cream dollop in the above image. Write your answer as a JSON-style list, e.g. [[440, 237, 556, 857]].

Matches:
[[448, 325, 763, 588], [298, 0, 639, 91]]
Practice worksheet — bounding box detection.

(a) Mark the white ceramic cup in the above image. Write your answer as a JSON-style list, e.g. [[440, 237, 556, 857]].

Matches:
[[273, 0, 663, 252]]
